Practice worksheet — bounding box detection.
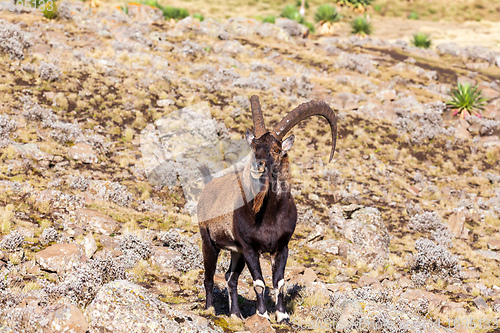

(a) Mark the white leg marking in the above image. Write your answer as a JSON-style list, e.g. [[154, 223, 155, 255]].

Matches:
[[276, 311, 289, 323], [275, 279, 285, 305], [257, 311, 270, 320], [253, 279, 265, 289], [277, 279, 285, 293]]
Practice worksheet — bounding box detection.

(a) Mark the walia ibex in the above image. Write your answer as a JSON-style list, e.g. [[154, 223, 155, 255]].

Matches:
[[197, 95, 337, 322]]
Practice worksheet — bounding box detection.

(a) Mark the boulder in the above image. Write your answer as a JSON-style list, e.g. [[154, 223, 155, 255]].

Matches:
[[343, 207, 390, 267], [275, 18, 308, 37], [150, 246, 183, 272], [68, 143, 97, 164], [35, 243, 82, 274], [76, 209, 119, 235], [85, 280, 217, 333], [38, 302, 88, 333]]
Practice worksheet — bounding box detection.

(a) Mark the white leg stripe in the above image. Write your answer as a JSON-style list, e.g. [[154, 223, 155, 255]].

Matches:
[[277, 279, 285, 293], [253, 279, 265, 289], [257, 311, 270, 319], [276, 311, 289, 322]]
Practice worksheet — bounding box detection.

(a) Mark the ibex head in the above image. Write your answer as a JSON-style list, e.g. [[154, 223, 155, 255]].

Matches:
[[246, 95, 337, 178]]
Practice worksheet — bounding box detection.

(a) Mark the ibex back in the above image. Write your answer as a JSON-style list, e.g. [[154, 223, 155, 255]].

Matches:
[[197, 95, 337, 322]]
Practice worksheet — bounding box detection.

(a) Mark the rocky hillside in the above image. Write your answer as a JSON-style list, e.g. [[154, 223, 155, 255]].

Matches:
[[1, 2, 500, 332]]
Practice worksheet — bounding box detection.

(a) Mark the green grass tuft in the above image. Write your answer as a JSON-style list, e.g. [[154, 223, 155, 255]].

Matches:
[[314, 4, 342, 23], [411, 32, 431, 48], [42, 0, 58, 19], [262, 15, 276, 24], [446, 83, 488, 118], [281, 5, 304, 23], [408, 10, 419, 19], [192, 13, 204, 21], [350, 16, 372, 36]]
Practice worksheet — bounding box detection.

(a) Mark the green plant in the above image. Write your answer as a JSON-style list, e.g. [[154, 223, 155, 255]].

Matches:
[[350, 16, 372, 36], [408, 10, 419, 19], [140, 0, 189, 20], [42, 0, 58, 19], [295, 0, 309, 9], [262, 15, 276, 23], [411, 32, 431, 48], [192, 12, 204, 21], [303, 21, 315, 33], [446, 83, 488, 118], [314, 4, 342, 23], [281, 5, 304, 23], [120, 4, 129, 14], [337, 0, 374, 12]]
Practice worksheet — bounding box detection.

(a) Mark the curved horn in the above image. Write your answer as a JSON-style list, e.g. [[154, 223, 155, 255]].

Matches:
[[273, 100, 337, 162], [250, 95, 267, 137]]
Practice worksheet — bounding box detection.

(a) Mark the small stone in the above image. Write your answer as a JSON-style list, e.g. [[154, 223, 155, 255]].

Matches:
[[487, 238, 500, 251], [473, 296, 490, 311], [302, 267, 317, 283], [68, 143, 97, 164], [157, 99, 174, 107], [82, 233, 97, 258], [447, 211, 466, 238], [475, 250, 500, 261], [357, 276, 379, 287], [244, 314, 274, 333], [306, 239, 339, 254]]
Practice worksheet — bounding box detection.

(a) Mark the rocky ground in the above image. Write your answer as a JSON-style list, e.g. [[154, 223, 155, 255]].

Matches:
[[1, 2, 500, 332]]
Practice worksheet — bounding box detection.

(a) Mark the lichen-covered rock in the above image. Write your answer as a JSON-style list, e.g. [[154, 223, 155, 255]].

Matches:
[[68, 143, 98, 164], [342, 207, 390, 267], [35, 243, 82, 273], [85, 280, 220, 333], [76, 209, 119, 235], [38, 301, 88, 333]]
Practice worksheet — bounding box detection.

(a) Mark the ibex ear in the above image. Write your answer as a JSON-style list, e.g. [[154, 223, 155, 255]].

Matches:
[[245, 129, 255, 144], [282, 135, 294, 152]]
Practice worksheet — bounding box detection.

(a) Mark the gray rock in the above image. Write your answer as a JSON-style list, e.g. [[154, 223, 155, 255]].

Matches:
[[275, 18, 308, 37], [343, 207, 390, 267], [473, 296, 490, 311], [85, 280, 220, 333]]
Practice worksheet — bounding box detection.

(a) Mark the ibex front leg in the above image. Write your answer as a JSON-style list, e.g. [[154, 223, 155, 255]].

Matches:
[[243, 247, 268, 318], [272, 246, 289, 323]]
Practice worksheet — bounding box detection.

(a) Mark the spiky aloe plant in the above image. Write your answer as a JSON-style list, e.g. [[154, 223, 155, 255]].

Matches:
[[314, 4, 342, 23], [446, 83, 488, 118], [350, 16, 372, 36], [411, 32, 431, 49]]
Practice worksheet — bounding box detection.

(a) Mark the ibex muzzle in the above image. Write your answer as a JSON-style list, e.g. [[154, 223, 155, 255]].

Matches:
[[197, 95, 337, 322]]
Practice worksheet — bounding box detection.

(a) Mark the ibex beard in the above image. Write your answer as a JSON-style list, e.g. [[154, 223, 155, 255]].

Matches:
[[197, 95, 337, 322]]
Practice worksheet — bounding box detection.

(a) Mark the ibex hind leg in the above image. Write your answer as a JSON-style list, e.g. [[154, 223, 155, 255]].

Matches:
[[225, 251, 245, 318], [200, 228, 219, 310]]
